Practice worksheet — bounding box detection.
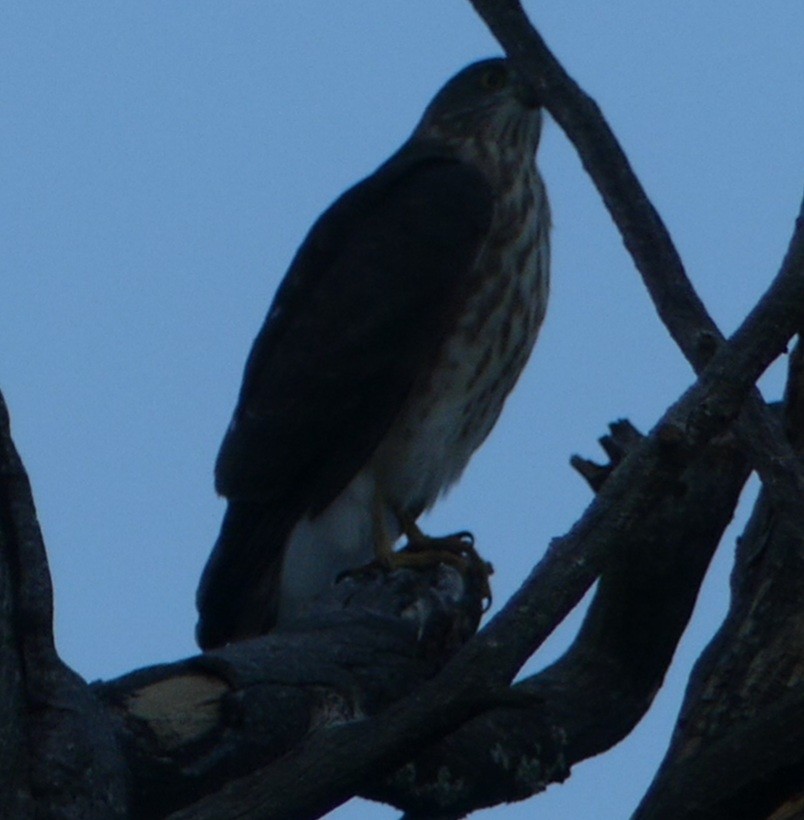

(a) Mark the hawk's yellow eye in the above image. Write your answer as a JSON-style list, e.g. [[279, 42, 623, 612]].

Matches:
[[480, 66, 508, 91]]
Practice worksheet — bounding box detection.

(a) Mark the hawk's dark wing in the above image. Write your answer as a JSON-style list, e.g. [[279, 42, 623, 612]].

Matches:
[[197, 149, 493, 647]]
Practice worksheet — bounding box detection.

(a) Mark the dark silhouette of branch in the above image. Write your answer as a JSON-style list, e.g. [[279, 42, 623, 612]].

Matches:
[[86, 417, 749, 820], [91, 564, 484, 819], [634, 340, 804, 819], [363, 422, 751, 816], [0, 392, 126, 818], [0, 395, 36, 817], [469, 0, 804, 522], [467, 194, 804, 685]]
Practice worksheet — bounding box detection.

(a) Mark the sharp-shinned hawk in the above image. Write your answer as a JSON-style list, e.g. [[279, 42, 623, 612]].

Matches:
[[197, 58, 550, 649]]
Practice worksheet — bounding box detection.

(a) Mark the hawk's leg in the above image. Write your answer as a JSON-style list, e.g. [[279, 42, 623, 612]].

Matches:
[[338, 502, 493, 609], [335, 496, 404, 580]]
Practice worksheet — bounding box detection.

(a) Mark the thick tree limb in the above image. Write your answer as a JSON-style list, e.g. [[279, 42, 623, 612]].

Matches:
[[363, 422, 751, 816], [0, 350, 772, 820], [93, 563, 485, 819], [89, 418, 750, 820], [634, 341, 804, 819], [0, 392, 126, 818], [0, 334, 768, 817], [161, 293, 789, 818], [0, 397, 33, 818]]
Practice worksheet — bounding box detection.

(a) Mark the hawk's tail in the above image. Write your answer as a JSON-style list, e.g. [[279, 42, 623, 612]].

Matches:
[[195, 501, 292, 649]]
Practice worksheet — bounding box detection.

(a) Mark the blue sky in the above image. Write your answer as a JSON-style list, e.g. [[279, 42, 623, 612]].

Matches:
[[2, 3, 802, 818]]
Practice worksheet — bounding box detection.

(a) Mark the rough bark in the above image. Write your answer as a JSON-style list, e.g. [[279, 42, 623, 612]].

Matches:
[[363, 422, 751, 816], [634, 343, 804, 820], [0, 392, 127, 818], [0, 399, 31, 818], [94, 564, 486, 819]]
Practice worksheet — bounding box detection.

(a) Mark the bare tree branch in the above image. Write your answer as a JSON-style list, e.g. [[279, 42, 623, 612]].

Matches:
[[469, 0, 804, 520], [363, 422, 751, 816], [0, 392, 126, 817], [471, 195, 804, 684], [92, 416, 750, 820], [90, 563, 483, 819], [0, 396, 34, 818], [634, 339, 804, 819]]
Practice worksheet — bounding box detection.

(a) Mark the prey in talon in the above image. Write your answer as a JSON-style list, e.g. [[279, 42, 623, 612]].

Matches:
[[395, 516, 494, 609]]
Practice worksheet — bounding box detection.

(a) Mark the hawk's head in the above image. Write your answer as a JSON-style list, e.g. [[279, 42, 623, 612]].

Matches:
[[413, 58, 543, 183]]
